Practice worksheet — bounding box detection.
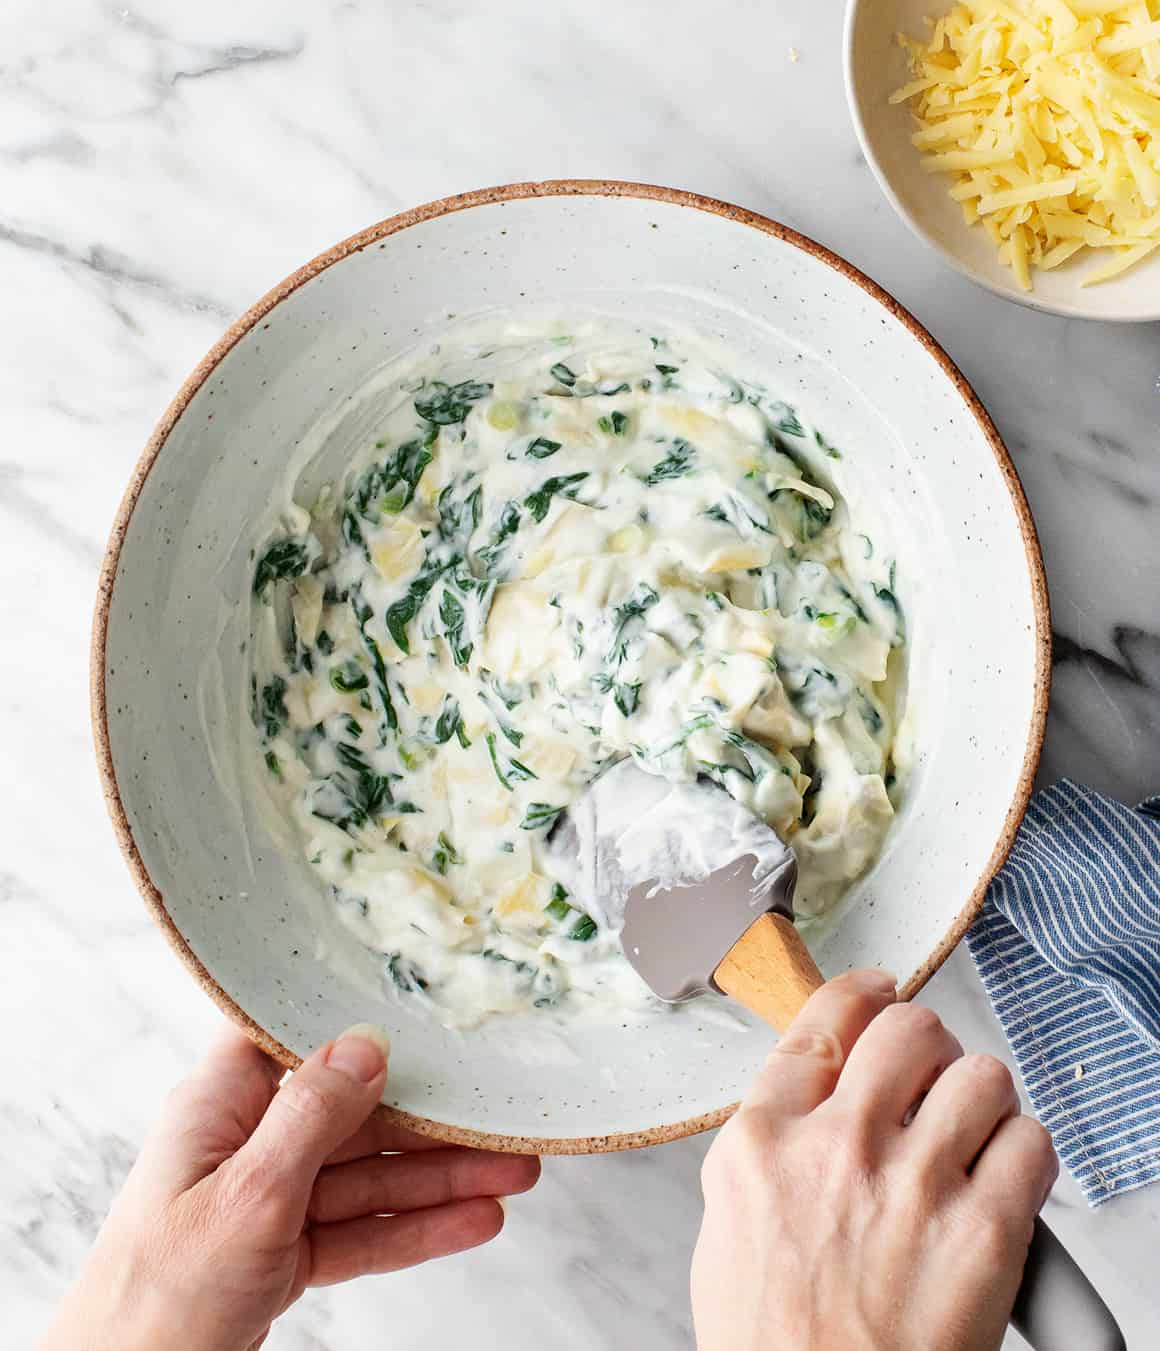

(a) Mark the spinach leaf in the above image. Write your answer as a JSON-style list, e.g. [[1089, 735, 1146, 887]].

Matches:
[[835, 581, 869, 624], [476, 501, 521, 573], [309, 775, 365, 831], [342, 508, 370, 563], [256, 676, 289, 738], [549, 361, 577, 387], [697, 726, 783, 787], [353, 438, 435, 519], [520, 802, 565, 831], [815, 428, 842, 460], [607, 582, 659, 667], [486, 731, 536, 789], [483, 669, 524, 710], [432, 694, 462, 745], [647, 711, 714, 760], [329, 660, 368, 693], [384, 592, 420, 653], [857, 690, 884, 734], [480, 677, 525, 745], [387, 952, 428, 992], [722, 728, 781, 780], [486, 732, 511, 790], [781, 661, 846, 720], [464, 484, 483, 533], [872, 580, 906, 645], [542, 882, 599, 941], [497, 718, 523, 746], [771, 404, 804, 438], [614, 682, 641, 717], [333, 743, 395, 818], [310, 742, 391, 830], [480, 949, 538, 983], [439, 587, 472, 667], [436, 481, 483, 541], [253, 539, 308, 598], [387, 439, 434, 508], [798, 747, 824, 827], [698, 759, 757, 787], [596, 409, 629, 437], [525, 472, 589, 523], [414, 379, 492, 425], [354, 601, 397, 733], [642, 438, 696, 485], [526, 437, 562, 459], [335, 740, 372, 775], [385, 562, 445, 654]]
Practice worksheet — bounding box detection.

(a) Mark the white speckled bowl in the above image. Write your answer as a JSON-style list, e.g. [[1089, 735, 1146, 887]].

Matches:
[[845, 0, 1160, 322], [93, 181, 1050, 1153]]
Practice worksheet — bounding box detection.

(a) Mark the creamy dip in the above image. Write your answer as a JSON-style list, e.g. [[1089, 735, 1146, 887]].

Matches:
[[248, 315, 906, 1029]]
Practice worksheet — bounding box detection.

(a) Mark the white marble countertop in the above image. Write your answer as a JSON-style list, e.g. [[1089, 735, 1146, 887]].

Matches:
[[2, 0, 1157, 1346]]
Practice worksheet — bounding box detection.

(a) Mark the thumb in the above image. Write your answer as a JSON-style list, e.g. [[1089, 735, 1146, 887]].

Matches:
[[226, 1023, 390, 1235]]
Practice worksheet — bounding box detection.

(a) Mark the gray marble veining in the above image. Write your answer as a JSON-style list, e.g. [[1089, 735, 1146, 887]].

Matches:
[[1, 1, 1156, 1346]]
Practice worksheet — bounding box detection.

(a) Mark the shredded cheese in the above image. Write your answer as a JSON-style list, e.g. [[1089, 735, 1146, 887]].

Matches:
[[894, 0, 1160, 289]]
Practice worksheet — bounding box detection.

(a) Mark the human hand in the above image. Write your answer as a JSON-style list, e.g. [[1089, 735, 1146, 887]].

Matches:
[[691, 971, 1058, 1351], [40, 1023, 540, 1351]]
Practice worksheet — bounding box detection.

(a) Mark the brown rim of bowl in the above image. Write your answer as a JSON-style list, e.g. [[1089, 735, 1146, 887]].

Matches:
[[91, 177, 1052, 1157]]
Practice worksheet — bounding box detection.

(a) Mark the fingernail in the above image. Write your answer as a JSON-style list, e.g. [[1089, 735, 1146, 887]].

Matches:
[[327, 1023, 391, 1083], [846, 969, 897, 994]]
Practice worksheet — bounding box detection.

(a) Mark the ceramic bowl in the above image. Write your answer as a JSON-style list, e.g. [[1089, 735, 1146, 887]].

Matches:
[[845, 0, 1160, 322], [93, 181, 1050, 1153]]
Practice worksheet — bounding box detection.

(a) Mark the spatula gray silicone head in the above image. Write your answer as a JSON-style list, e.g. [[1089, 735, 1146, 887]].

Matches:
[[619, 850, 796, 1002], [550, 760, 823, 1030]]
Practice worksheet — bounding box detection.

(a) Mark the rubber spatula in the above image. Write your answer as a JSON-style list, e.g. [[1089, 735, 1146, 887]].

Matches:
[[551, 759, 820, 1027], [553, 760, 1125, 1351]]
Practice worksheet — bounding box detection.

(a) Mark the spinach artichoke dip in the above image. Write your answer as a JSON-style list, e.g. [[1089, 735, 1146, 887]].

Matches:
[[249, 316, 907, 1030]]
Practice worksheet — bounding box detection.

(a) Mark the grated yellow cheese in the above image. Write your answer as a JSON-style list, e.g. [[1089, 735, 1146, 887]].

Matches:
[[895, 0, 1160, 289]]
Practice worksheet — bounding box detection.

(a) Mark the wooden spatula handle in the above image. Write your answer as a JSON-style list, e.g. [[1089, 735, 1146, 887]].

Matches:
[[713, 912, 824, 1031]]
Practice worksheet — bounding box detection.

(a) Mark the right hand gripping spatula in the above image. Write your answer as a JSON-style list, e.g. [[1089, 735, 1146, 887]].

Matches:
[[553, 759, 1125, 1351]]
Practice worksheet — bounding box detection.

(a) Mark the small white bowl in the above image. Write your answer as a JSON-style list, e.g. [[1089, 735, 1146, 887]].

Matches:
[[845, 0, 1160, 322]]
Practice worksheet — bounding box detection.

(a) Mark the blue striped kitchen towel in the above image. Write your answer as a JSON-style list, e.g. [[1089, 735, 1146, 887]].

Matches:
[[967, 780, 1160, 1206]]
